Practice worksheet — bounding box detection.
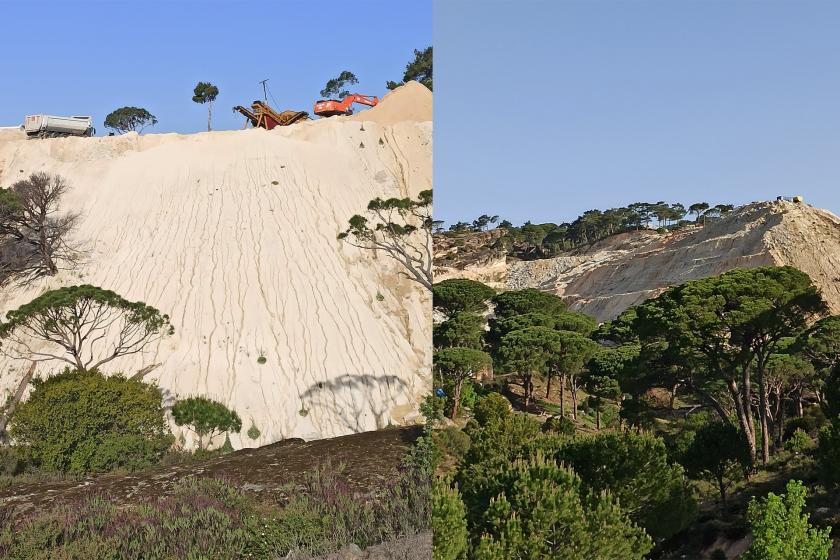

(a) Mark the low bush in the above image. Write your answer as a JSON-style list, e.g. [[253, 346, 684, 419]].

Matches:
[[784, 429, 811, 454], [431, 480, 468, 560], [9, 369, 173, 474], [471, 392, 511, 426], [433, 427, 471, 461], [542, 415, 576, 436]]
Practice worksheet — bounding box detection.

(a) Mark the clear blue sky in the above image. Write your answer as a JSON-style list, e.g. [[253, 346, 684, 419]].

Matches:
[[435, 0, 840, 225], [0, 0, 430, 134]]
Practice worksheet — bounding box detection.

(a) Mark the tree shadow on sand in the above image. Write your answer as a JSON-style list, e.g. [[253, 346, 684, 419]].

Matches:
[[299, 374, 409, 435]]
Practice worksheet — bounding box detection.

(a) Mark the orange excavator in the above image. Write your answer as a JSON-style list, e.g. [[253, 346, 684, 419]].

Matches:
[[313, 94, 379, 118], [233, 100, 309, 130]]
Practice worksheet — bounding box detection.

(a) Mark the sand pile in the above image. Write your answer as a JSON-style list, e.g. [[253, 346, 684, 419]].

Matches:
[[0, 84, 431, 448], [350, 80, 432, 125], [438, 200, 840, 322]]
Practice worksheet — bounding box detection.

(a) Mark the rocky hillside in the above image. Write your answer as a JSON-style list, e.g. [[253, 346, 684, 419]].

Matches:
[[436, 200, 840, 322], [0, 82, 432, 448]]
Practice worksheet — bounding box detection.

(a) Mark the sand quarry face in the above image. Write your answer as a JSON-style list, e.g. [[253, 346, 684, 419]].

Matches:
[[436, 200, 840, 323], [0, 82, 432, 448]]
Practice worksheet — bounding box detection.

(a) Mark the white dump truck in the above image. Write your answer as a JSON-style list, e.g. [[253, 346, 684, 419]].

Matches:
[[21, 115, 94, 139]]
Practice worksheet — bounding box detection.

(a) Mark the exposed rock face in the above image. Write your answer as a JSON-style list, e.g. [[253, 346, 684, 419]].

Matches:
[[433, 229, 508, 287], [0, 84, 432, 448], [436, 200, 840, 322]]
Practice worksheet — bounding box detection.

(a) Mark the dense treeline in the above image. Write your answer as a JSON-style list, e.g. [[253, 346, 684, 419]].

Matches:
[[431, 270, 840, 559], [438, 201, 736, 259]]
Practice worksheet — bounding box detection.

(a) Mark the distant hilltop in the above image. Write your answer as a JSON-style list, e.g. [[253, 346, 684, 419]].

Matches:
[[435, 199, 840, 322]]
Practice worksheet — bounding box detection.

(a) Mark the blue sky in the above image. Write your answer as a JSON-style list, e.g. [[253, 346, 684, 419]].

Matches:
[[435, 0, 840, 225], [0, 0, 430, 134]]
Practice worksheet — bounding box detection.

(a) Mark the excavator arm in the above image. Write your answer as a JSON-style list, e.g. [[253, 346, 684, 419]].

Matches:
[[343, 94, 379, 108], [313, 93, 380, 117]]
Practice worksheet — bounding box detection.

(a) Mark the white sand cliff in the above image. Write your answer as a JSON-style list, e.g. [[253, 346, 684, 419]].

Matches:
[[0, 82, 432, 448]]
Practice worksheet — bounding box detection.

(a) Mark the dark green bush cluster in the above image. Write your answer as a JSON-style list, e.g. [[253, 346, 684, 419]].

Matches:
[[432, 398, 699, 558], [10, 369, 173, 474], [541, 415, 576, 436]]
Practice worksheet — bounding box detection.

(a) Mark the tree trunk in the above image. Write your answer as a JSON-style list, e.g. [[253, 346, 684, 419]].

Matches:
[[595, 398, 601, 430], [796, 389, 804, 417], [207, 102, 212, 132], [729, 378, 757, 463], [546, 374, 552, 399], [718, 476, 727, 508], [523, 373, 531, 411], [559, 374, 566, 417], [669, 382, 679, 410], [571, 376, 578, 420], [451, 379, 463, 420], [757, 354, 770, 464], [776, 393, 786, 449], [693, 382, 733, 428], [0, 362, 36, 445]]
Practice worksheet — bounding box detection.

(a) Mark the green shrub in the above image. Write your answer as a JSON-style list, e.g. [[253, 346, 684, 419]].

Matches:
[[432, 480, 468, 560], [244, 496, 333, 557], [171, 396, 241, 450], [247, 422, 261, 441], [256, 355, 267, 365], [542, 415, 576, 436], [552, 431, 696, 540], [599, 403, 620, 429], [9, 369, 173, 474], [472, 392, 511, 426], [433, 427, 471, 461], [785, 429, 811, 454], [0, 446, 25, 477], [470, 452, 652, 560], [742, 480, 832, 560], [421, 393, 447, 425], [786, 408, 826, 439]]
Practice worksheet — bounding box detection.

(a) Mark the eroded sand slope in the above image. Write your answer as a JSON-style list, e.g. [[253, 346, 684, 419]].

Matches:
[[0, 83, 432, 448], [437, 200, 840, 322]]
